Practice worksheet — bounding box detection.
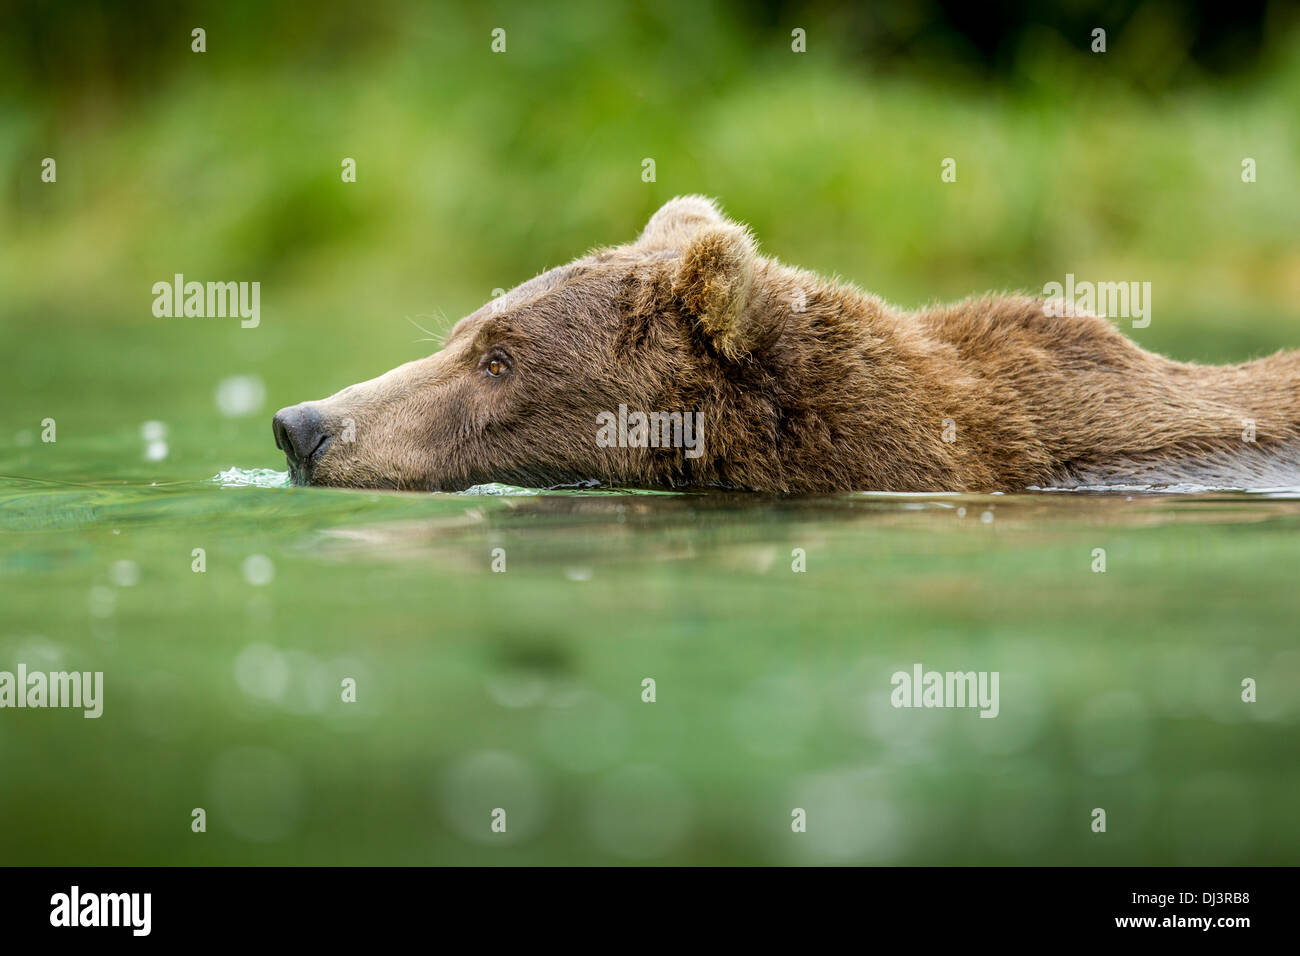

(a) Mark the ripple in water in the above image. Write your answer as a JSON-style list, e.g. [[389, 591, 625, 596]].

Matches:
[[1031, 482, 1300, 498], [212, 472, 660, 496], [214, 466, 1300, 500], [215, 467, 291, 488]]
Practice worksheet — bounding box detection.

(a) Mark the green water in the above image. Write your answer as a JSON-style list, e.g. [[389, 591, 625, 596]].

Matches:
[[1, 459, 1296, 864]]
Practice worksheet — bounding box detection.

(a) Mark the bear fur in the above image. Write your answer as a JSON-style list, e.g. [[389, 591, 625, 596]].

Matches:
[[273, 196, 1300, 492]]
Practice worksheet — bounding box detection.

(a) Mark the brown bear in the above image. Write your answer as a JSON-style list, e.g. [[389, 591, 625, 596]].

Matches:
[[272, 196, 1300, 493]]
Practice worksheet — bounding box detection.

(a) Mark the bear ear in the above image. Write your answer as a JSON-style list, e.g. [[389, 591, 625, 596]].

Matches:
[[638, 195, 725, 249], [671, 221, 782, 362]]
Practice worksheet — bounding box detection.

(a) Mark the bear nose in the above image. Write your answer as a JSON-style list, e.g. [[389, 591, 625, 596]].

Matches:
[[272, 404, 329, 468]]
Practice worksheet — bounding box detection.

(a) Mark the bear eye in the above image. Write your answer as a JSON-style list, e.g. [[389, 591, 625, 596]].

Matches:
[[485, 356, 509, 378]]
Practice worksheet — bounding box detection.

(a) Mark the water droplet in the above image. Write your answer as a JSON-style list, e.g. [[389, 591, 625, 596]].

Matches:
[[110, 560, 140, 587], [215, 375, 267, 418], [234, 643, 289, 702], [242, 554, 274, 586], [439, 752, 548, 846], [88, 585, 116, 618]]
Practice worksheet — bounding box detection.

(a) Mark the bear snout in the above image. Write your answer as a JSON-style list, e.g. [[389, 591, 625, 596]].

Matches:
[[272, 403, 332, 481]]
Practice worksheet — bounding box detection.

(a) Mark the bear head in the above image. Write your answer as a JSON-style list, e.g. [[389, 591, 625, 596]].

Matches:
[[271, 196, 793, 491]]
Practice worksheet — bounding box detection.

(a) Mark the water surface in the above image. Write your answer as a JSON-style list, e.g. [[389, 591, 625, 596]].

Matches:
[[1, 464, 1297, 864]]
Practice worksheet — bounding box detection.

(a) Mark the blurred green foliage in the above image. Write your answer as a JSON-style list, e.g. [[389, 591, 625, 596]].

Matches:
[[3, 2, 1299, 463]]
